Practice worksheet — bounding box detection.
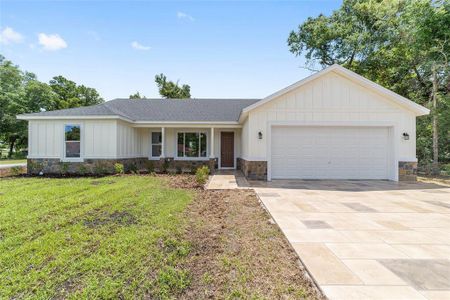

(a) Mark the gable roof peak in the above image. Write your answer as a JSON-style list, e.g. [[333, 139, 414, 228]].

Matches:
[[241, 64, 429, 117]]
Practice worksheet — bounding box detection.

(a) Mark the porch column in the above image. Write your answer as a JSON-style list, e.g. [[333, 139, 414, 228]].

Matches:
[[210, 127, 214, 158], [161, 127, 165, 158]]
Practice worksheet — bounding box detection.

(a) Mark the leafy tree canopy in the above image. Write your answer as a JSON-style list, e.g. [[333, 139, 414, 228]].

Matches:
[[0, 55, 103, 157], [129, 91, 145, 99], [154, 73, 191, 99], [49, 75, 103, 109], [288, 0, 450, 171]]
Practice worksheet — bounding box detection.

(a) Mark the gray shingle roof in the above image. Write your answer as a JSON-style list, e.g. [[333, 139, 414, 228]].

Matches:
[[18, 98, 261, 122]]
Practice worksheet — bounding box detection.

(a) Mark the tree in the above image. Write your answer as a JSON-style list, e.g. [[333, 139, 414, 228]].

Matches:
[[154, 73, 191, 98], [0, 56, 105, 157], [0, 56, 25, 157], [287, 0, 450, 173], [49, 76, 103, 109], [129, 91, 145, 99]]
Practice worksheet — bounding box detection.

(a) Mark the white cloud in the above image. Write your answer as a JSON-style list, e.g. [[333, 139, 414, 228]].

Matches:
[[177, 11, 194, 21], [0, 27, 24, 44], [131, 41, 151, 51], [38, 33, 67, 51]]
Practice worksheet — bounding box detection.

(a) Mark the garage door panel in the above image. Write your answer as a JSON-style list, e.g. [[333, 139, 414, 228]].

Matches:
[[271, 126, 390, 180]]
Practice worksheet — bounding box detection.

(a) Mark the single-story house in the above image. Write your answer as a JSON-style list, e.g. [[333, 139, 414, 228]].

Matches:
[[17, 64, 429, 181]]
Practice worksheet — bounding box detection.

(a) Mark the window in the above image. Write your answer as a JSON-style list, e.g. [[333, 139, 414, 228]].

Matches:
[[65, 125, 81, 158], [151, 132, 162, 157], [177, 132, 207, 158]]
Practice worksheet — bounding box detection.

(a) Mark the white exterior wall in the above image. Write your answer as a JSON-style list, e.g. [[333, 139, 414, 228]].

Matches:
[[241, 120, 250, 158], [116, 121, 143, 158], [243, 71, 417, 162], [28, 119, 117, 159]]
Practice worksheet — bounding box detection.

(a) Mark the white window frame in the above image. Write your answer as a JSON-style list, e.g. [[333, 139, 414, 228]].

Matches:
[[63, 123, 83, 162], [150, 131, 162, 160], [175, 130, 209, 160]]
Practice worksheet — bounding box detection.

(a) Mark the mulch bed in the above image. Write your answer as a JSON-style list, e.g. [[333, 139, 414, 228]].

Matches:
[[167, 175, 324, 299]]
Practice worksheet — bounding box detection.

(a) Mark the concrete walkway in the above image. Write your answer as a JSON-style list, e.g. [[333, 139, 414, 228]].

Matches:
[[206, 170, 250, 189], [254, 180, 450, 300]]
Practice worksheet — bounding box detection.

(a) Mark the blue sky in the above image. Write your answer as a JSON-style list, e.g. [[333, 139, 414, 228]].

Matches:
[[1, 0, 340, 100]]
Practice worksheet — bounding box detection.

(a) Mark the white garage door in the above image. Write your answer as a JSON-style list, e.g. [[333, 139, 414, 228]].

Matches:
[[271, 126, 390, 180]]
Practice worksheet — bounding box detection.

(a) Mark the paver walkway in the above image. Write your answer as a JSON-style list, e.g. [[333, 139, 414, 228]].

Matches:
[[206, 170, 249, 189], [251, 180, 450, 300]]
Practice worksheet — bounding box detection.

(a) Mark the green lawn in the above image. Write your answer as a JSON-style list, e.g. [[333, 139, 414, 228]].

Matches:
[[0, 159, 26, 165], [0, 176, 193, 299]]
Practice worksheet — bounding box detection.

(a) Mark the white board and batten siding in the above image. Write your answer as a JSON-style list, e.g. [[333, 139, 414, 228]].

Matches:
[[28, 120, 241, 162], [241, 70, 418, 180], [116, 121, 148, 158], [28, 119, 117, 159]]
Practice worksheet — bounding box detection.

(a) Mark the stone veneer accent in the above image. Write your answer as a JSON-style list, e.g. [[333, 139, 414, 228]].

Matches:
[[237, 158, 267, 180], [398, 161, 417, 181], [27, 157, 217, 175]]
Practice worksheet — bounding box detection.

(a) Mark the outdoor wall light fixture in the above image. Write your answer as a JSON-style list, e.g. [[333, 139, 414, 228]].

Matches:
[[402, 132, 410, 140], [258, 131, 263, 139]]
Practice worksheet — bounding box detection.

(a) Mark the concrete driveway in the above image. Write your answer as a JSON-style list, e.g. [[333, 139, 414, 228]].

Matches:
[[253, 180, 450, 300]]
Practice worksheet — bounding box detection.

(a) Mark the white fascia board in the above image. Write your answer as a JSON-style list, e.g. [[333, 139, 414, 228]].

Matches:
[[16, 115, 241, 128], [132, 121, 242, 128], [16, 115, 134, 122], [242, 64, 430, 116]]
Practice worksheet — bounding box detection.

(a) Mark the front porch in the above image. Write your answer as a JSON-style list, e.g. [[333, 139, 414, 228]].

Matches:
[[136, 126, 241, 171]]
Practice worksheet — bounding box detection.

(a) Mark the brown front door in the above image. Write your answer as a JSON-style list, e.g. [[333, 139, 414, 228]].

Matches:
[[220, 132, 234, 168]]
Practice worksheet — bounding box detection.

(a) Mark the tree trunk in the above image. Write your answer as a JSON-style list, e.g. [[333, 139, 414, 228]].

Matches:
[[431, 67, 439, 175], [8, 137, 16, 158]]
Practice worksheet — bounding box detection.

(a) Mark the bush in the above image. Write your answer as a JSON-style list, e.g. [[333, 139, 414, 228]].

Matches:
[[114, 163, 124, 174], [127, 163, 138, 174], [442, 163, 450, 176], [60, 162, 69, 175], [10, 166, 23, 176], [93, 161, 109, 175], [195, 166, 210, 186], [146, 160, 155, 173], [78, 165, 88, 175]]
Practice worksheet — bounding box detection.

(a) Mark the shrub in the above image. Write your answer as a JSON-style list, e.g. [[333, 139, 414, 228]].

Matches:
[[127, 163, 138, 174], [10, 166, 23, 176], [162, 160, 170, 173], [146, 160, 154, 173], [441, 163, 450, 175], [60, 162, 69, 175], [195, 166, 210, 186], [94, 161, 109, 175], [78, 165, 88, 175], [114, 163, 124, 174]]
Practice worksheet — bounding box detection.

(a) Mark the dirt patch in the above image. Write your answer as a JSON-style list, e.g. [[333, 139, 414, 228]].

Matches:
[[180, 187, 324, 299], [90, 180, 116, 185], [161, 174, 201, 190], [83, 210, 138, 228]]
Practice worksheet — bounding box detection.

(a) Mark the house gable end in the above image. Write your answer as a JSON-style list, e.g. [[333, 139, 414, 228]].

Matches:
[[242, 64, 429, 118]]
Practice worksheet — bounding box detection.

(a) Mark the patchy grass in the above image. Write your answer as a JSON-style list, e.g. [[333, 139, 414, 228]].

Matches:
[[0, 159, 26, 165], [0, 176, 192, 299], [0, 175, 321, 299]]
